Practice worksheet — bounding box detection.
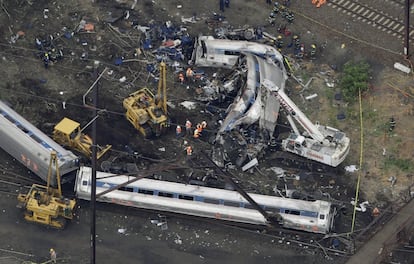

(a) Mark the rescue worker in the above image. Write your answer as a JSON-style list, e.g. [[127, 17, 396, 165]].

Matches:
[[193, 128, 200, 138], [50, 248, 57, 263], [317, 0, 326, 8], [176, 125, 182, 137], [201, 121, 207, 129], [196, 123, 203, 133], [286, 11, 294, 23], [219, 0, 225, 12], [310, 44, 317, 59], [185, 119, 192, 136], [224, 0, 230, 8], [372, 207, 380, 217], [282, 0, 291, 7], [186, 67, 194, 82], [389, 116, 396, 131], [292, 35, 300, 49], [185, 145, 193, 156], [276, 35, 283, 49], [43, 52, 50, 68], [178, 72, 184, 83]]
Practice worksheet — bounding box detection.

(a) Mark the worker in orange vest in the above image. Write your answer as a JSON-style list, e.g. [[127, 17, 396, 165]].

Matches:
[[185, 145, 192, 156], [193, 128, 200, 138], [196, 123, 203, 134], [316, 0, 326, 7], [178, 72, 184, 83], [185, 119, 192, 136]]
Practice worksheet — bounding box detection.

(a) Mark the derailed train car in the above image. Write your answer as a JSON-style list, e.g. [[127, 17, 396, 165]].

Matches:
[[0, 101, 79, 185], [75, 166, 336, 234]]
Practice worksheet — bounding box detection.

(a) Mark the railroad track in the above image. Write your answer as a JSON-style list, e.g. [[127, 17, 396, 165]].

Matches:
[[327, 0, 414, 41], [0, 166, 44, 195]]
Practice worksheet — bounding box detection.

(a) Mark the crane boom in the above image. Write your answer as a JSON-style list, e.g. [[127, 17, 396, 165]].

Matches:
[[262, 79, 325, 143], [262, 79, 350, 167]]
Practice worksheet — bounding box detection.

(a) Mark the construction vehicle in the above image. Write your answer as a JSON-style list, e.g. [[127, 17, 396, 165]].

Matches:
[[262, 79, 350, 167], [17, 151, 76, 229], [123, 62, 169, 138], [53, 117, 112, 160]]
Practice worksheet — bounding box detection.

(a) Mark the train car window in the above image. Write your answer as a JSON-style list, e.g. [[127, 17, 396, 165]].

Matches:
[[3, 114, 15, 123], [30, 135, 43, 143], [119, 186, 134, 192], [244, 203, 256, 209], [285, 209, 300, 215], [17, 124, 30, 133], [223, 200, 241, 207], [266, 207, 281, 213], [178, 194, 194, 201], [203, 198, 219, 204], [82, 180, 88, 186], [301, 211, 318, 218], [224, 50, 240, 56], [158, 192, 174, 198], [319, 214, 325, 220], [138, 189, 154, 195]]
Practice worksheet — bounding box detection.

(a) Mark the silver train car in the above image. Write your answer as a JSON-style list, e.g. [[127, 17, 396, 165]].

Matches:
[[75, 166, 336, 234], [0, 101, 79, 185], [191, 35, 287, 74]]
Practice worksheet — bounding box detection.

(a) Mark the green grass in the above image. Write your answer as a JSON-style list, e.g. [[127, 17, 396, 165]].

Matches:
[[383, 157, 413, 172]]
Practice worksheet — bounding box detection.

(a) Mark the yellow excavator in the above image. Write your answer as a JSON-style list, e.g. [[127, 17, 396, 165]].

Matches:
[[17, 151, 76, 229], [123, 61, 169, 138], [53, 117, 112, 160]]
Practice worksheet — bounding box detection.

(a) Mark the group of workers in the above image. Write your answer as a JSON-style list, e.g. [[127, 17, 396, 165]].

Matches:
[[176, 119, 207, 139], [176, 119, 208, 158], [311, 0, 326, 8], [178, 67, 195, 84]]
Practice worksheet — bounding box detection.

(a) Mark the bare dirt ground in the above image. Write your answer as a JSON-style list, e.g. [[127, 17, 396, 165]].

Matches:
[[0, 0, 413, 263]]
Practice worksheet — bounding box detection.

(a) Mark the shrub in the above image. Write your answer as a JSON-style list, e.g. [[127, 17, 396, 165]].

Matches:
[[339, 61, 370, 102]]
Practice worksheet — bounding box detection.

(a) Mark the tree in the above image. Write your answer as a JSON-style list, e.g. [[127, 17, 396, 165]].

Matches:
[[339, 61, 370, 102]]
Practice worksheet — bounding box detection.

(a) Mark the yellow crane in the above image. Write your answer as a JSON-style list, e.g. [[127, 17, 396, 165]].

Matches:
[[53, 117, 112, 160], [17, 151, 76, 229], [123, 62, 169, 138]]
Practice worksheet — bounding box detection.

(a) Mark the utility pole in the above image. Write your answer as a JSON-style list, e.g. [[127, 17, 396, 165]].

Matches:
[[404, 0, 410, 59], [90, 62, 100, 264]]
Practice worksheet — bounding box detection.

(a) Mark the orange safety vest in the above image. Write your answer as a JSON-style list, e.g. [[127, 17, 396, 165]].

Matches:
[[312, 0, 317, 4], [193, 129, 199, 138], [317, 0, 326, 7], [196, 123, 203, 134], [186, 146, 192, 155]]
